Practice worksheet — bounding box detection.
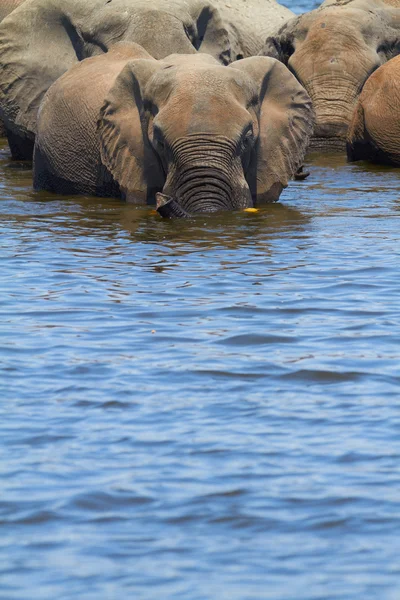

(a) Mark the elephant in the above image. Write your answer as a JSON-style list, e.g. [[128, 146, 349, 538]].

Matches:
[[261, 0, 400, 151], [209, 0, 294, 59], [347, 54, 400, 165], [33, 42, 314, 217], [0, 0, 232, 160]]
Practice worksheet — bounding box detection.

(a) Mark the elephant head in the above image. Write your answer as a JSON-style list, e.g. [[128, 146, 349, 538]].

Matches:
[[0, 0, 230, 158], [98, 54, 314, 217], [262, 0, 400, 150]]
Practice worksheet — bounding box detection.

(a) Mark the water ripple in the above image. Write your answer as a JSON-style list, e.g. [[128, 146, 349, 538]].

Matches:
[[1, 118, 400, 598]]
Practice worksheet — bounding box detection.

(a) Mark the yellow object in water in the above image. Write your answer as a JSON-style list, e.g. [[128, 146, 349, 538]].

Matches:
[[244, 208, 259, 213]]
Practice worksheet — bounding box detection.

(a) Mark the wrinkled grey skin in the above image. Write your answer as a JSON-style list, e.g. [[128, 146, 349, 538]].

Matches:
[[261, 0, 400, 151], [34, 43, 150, 198], [0, 0, 25, 136], [0, 0, 231, 159], [34, 44, 314, 217], [211, 0, 294, 59], [0, 0, 24, 22]]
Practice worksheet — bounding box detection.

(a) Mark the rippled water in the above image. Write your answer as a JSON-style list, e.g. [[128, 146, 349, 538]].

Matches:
[[2, 2, 400, 595]]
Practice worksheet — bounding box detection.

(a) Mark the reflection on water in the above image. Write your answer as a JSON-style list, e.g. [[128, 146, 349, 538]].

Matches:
[[2, 66, 400, 600]]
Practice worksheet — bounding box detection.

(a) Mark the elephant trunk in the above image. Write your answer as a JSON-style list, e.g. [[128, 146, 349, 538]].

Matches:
[[173, 166, 237, 214], [293, 65, 369, 151], [308, 79, 360, 150], [158, 134, 252, 217], [156, 193, 191, 218], [287, 24, 377, 152]]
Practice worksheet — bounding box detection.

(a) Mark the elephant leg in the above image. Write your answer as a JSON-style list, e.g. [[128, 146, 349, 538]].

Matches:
[[6, 128, 34, 160]]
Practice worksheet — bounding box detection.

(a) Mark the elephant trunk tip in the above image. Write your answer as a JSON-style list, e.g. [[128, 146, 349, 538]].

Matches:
[[294, 166, 310, 181], [156, 193, 191, 219]]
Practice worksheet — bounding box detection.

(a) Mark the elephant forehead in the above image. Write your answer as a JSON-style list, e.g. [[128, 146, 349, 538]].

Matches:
[[154, 78, 252, 138], [151, 64, 251, 103], [290, 9, 376, 70], [305, 9, 370, 42]]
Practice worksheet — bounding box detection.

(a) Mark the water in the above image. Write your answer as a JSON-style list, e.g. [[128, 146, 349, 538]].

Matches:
[[282, 0, 320, 13], [2, 2, 400, 597]]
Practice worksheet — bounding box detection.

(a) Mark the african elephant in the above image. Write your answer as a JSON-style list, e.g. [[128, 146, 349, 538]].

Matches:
[[0, 0, 231, 160], [347, 54, 400, 165], [210, 0, 294, 59], [33, 42, 314, 217], [261, 0, 400, 151]]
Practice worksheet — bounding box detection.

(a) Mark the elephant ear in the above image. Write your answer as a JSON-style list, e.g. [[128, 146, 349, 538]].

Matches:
[[230, 56, 314, 203], [189, 1, 231, 64], [98, 58, 164, 204], [0, 0, 94, 138], [376, 24, 400, 62], [261, 17, 299, 65]]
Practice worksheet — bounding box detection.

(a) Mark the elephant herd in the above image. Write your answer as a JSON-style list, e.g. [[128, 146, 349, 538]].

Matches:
[[0, 0, 399, 217]]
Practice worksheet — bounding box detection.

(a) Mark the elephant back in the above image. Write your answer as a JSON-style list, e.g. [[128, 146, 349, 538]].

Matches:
[[0, 0, 100, 141], [0, 0, 231, 151]]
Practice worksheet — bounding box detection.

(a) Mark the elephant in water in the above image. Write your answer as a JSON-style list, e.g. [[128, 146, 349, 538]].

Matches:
[[347, 55, 400, 165], [33, 43, 314, 217], [0, 0, 232, 160], [261, 0, 400, 151]]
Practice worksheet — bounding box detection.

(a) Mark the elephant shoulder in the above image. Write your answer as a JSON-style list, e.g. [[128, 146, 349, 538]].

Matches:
[[359, 56, 400, 116]]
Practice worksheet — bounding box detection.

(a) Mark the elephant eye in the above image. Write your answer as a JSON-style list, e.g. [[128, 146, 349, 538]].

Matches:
[[243, 125, 254, 145], [239, 125, 255, 158]]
